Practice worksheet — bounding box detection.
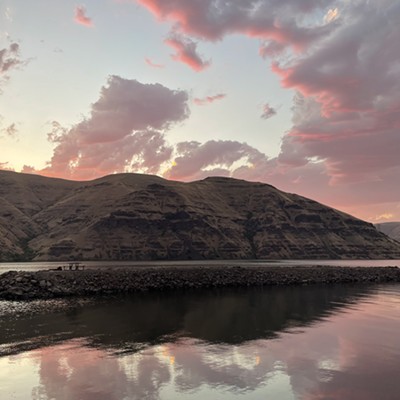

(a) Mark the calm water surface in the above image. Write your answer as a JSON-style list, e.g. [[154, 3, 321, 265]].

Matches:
[[0, 283, 399, 399], [1, 259, 400, 272]]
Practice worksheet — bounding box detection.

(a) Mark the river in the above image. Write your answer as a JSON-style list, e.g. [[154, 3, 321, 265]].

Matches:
[[0, 281, 399, 399], [1, 258, 400, 273]]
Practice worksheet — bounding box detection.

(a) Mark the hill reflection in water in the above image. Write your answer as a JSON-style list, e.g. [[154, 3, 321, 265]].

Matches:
[[0, 284, 399, 399]]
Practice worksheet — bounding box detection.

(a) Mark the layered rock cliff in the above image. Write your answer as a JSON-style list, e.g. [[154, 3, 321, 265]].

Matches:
[[1, 170, 399, 261]]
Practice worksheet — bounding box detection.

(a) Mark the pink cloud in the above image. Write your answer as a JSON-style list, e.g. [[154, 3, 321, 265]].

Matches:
[[271, 2, 400, 185], [256, 1, 400, 220], [193, 93, 226, 106], [138, 0, 333, 49], [40, 76, 189, 180], [165, 33, 210, 71], [74, 6, 93, 27], [145, 57, 165, 69]]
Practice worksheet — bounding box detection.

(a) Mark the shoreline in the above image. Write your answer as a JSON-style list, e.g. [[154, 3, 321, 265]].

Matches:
[[1, 265, 400, 301]]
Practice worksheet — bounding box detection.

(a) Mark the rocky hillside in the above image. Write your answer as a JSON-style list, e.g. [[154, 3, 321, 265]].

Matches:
[[1, 170, 399, 261], [375, 222, 400, 242]]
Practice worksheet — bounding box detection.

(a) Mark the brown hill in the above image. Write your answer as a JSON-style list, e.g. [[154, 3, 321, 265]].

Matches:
[[1, 170, 399, 261], [375, 222, 400, 242]]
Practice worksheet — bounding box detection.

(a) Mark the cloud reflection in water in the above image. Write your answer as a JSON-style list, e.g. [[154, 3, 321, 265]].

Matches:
[[0, 285, 399, 399]]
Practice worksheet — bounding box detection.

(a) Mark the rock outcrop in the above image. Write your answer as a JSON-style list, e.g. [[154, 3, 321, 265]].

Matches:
[[1, 170, 400, 261]]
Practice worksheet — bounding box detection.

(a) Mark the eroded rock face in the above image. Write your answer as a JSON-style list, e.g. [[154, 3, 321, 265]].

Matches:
[[0, 170, 400, 261]]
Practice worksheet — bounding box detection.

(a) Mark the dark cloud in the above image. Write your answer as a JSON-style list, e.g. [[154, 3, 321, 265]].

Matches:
[[260, 103, 277, 119], [0, 42, 24, 90]]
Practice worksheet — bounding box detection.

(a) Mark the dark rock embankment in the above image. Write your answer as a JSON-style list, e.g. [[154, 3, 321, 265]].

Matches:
[[1, 265, 400, 301]]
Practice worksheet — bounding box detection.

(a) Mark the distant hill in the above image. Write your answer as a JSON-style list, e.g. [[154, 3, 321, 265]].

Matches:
[[375, 222, 400, 242], [1, 170, 400, 261]]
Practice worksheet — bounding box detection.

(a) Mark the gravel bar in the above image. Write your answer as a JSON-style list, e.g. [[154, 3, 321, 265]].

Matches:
[[1, 265, 400, 301]]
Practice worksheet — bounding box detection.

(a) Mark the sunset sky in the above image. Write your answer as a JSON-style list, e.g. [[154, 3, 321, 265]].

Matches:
[[0, 0, 399, 222]]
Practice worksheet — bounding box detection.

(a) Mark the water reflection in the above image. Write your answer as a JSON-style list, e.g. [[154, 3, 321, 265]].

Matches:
[[0, 284, 372, 354], [0, 284, 399, 399]]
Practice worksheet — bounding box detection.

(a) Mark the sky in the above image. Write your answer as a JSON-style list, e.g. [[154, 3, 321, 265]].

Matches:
[[0, 0, 399, 223]]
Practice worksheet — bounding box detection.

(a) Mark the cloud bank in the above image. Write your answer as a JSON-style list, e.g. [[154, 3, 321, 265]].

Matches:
[[6, 0, 400, 222], [131, 0, 400, 221]]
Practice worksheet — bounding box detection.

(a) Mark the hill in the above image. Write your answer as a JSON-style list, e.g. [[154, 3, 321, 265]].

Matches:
[[375, 222, 400, 242], [1, 170, 399, 261]]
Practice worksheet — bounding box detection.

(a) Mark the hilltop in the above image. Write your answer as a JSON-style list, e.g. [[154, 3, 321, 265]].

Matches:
[[1, 170, 399, 261]]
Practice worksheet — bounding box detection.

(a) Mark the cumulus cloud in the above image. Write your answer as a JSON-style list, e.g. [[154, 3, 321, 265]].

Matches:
[[136, 0, 400, 202], [165, 33, 210, 71], [74, 6, 93, 27], [272, 1, 400, 187], [193, 94, 226, 106], [145, 58, 165, 69], [138, 0, 334, 49], [165, 140, 269, 181], [260, 103, 277, 120], [41, 76, 189, 179]]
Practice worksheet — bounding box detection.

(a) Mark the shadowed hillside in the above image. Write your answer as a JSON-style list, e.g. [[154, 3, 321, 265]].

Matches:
[[1, 170, 399, 261]]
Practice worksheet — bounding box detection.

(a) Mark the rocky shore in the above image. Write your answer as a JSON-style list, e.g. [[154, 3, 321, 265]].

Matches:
[[1, 265, 400, 301]]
